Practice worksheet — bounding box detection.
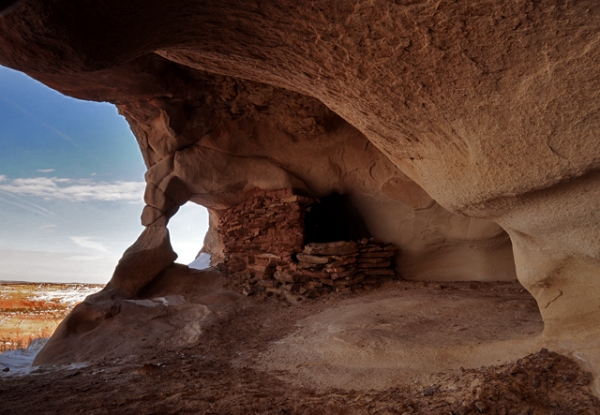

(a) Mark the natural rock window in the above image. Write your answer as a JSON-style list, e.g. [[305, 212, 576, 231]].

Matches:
[[165, 202, 210, 266]]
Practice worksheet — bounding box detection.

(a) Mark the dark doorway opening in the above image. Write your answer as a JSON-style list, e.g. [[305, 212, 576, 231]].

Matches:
[[304, 193, 371, 244]]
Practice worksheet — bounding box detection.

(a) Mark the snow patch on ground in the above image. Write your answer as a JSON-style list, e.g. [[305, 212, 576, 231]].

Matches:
[[124, 295, 186, 308], [0, 338, 46, 375], [30, 284, 102, 307], [189, 253, 212, 270], [0, 337, 89, 377]]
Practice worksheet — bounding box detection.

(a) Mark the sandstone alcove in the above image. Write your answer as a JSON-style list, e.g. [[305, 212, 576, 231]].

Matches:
[[303, 193, 371, 244], [3, 1, 600, 411]]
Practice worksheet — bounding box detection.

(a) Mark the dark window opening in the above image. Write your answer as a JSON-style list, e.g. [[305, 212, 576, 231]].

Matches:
[[304, 193, 371, 244]]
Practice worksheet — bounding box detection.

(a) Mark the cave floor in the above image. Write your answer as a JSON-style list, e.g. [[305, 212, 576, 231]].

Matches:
[[1, 278, 599, 414]]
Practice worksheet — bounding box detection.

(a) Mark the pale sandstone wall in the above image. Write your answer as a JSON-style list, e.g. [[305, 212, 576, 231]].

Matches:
[[185, 86, 515, 282]]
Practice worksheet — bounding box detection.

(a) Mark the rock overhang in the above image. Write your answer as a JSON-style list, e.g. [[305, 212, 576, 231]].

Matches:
[[3, 0, 600, 396]]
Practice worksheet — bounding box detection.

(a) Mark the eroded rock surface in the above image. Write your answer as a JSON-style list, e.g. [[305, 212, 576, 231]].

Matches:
[[33, 264, 251, 366], [2, 0, 600, 398]]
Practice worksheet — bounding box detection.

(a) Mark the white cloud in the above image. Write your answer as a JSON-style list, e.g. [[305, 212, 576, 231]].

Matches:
[[0, 176, 145, 202], [37, 169, 55, 173], [70, 236, 110, 254]]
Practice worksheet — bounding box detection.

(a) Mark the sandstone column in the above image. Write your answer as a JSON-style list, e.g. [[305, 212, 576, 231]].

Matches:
[[106, 154, 192, 298], [492, 172, 600, 389]]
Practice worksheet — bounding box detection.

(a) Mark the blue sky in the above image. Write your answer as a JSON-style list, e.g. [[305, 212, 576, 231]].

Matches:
[[0, 66, 208, 284]]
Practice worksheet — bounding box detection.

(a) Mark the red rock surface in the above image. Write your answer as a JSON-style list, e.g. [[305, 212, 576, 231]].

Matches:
[[2, 0, 600, 404]]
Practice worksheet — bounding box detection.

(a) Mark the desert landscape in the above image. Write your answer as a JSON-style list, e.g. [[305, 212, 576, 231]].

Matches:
[[0, 282, 101, 367], [3, 0, 600, 413]]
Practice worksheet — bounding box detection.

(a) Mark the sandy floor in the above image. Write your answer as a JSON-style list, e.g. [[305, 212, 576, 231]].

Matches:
[[251, 282, 544, 390], [1, 273, 599, 414]]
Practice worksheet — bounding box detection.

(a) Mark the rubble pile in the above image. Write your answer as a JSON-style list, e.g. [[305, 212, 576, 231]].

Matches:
[[286, 239, 397, 294], [219, 189, 397, 298]]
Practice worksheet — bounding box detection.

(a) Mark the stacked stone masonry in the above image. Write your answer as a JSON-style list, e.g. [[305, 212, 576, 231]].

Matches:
[[218, 189, 397, 298]]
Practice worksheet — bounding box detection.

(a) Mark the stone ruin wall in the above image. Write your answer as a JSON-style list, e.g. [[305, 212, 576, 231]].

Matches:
[[218, 189, 397, 298]]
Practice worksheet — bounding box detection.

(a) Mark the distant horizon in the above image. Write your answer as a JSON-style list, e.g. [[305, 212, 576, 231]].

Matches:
[[0, 65, 209, 284], [0, 279, 105, 286]]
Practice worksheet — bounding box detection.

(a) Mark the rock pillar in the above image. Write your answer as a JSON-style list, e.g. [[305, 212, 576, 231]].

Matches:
[[494, 173, 600, 391], [106, 154, 192, 298]]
